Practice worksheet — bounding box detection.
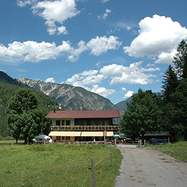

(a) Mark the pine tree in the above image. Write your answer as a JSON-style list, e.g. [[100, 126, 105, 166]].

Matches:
[[161, 65, 179, 141], [173, 39, 187, 79], [161, 39, 187, 141], [172, 79, 187, 140], [162, 65, 179, 102]]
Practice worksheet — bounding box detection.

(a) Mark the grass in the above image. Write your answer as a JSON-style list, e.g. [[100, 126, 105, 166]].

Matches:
[[146, 141, 187, 163], [0, 140, 24, 146], [0, 143, 122, 187]]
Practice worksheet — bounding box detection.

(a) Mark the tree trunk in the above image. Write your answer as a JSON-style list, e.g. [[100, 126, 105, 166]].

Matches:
[[24, 137, 27, 144], [184, 130, 187, 141], [169, 129, 176, 142], [141, 133, 145, 145]]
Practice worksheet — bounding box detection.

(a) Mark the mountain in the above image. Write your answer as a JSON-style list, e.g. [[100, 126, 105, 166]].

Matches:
[[115, 92, 163, 111], [115, 97, 132, 111], [17, 78, 119, 111], [0, 71, 21, 85]]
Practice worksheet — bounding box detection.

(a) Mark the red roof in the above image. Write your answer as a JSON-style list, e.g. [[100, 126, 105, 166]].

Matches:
[[45, 110, 121, 119]]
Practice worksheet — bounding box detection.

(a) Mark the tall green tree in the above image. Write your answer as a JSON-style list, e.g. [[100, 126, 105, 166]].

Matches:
[[162, 65, 179, 103], [161, 39, 187, 141], [171, 79, 187, 140], [161, 65, 179, 141], [32, 108, 51, 136], [173, 39, 187, 79], [7, 88, 50, 144], [161, 102, 179, 141], [120, 89, 161, 144]]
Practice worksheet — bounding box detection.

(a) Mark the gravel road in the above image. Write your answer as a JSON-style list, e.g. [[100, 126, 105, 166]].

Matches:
[[115, 144, 187, 187]]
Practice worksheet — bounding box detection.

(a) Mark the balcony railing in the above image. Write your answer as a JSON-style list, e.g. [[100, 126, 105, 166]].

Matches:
[[51, 125, 120, 131]]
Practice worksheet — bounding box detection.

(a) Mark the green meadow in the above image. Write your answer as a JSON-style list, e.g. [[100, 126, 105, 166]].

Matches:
[[0, 144, 122, 187], [0, 140, 24, 146], [147, 141, 187, 163]]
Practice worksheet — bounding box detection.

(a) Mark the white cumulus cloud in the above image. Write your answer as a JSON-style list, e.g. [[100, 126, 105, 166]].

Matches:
[[90, 85, 115, 97], [0, 40, 72, 63], [100, 62, 159, 85], [65, 70, 114, 97], [57, 26, 68, 35], [87, 36, 122, 56], [67, 40, 88, 62], [124, 91, 134, 99], [45, 77, 55, 83], [122, 87, 126, 92], [17, 0, 37, 7], [65, 61, 160, 98], [0, 35, 121, 64], [98, 9, 111, 20], [18, 0, 80, 35], [123, 15, 187, 64], [68, 35, 121, 61], [66, 70, 104, 86]]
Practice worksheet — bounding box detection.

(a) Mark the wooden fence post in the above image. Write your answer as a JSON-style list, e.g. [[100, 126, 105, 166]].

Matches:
[[115, 139, 116, 156], [103, 131, 107, 146], [91, 158, 96, 187], [110, 150, 113, 166]]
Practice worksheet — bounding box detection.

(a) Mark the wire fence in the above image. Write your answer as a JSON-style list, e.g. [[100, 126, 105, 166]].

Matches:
[[81, 150, 113, 187]]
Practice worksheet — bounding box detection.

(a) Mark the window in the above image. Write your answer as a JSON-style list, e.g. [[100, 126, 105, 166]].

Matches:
[[62, 136, 65, 140], [66, 136, 70, 140], [98, 120, 102, 125], [91, 120, 95, 126], [76, 119, 82, 125], [105, 119, 110, 126], [62, 120, 65, 126], [56, 120, 60, 126], [56, 136, 61, 141], [66, 120, 70, 125]]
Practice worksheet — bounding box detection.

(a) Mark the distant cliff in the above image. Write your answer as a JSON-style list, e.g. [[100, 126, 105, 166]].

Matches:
[[18, 78, 119, 111], [115, 97, 132, 111]]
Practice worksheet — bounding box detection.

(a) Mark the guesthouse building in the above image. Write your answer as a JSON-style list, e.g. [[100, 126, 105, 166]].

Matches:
[[45, 110, 121, 143]]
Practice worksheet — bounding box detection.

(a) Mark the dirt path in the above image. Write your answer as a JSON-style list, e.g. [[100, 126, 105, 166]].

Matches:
[[115, 145, 187, 187]]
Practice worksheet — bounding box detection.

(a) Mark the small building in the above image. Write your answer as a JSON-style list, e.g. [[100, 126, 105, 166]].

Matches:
[[45, 110, 121, 143], [139, 132, 170, 144]]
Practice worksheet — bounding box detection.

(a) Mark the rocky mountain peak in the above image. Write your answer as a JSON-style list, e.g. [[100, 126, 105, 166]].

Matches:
[[17, 78, 119, 111]]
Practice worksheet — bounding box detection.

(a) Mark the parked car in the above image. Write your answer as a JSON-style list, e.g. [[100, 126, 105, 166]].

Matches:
[[150, 138, 164, 145], [34, 134, 51, 144]]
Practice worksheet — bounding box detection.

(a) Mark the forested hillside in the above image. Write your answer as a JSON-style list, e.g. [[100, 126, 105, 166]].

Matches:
[[0, 71, 21, 85], [0, 72, 60, 137]]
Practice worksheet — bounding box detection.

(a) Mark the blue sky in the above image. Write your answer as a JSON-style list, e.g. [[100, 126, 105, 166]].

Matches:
[[1, 0, 187, 104]]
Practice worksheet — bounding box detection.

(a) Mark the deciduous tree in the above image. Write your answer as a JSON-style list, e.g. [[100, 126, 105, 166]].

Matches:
[[121, 89, 161, 144], [7, 88, 50, 144]]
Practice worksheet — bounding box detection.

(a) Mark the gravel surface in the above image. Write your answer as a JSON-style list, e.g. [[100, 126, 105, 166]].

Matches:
[[115, 144, 187, 187]]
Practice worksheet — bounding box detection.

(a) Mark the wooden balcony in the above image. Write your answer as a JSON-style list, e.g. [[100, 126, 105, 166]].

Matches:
[[51, 125, 120, 131]]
